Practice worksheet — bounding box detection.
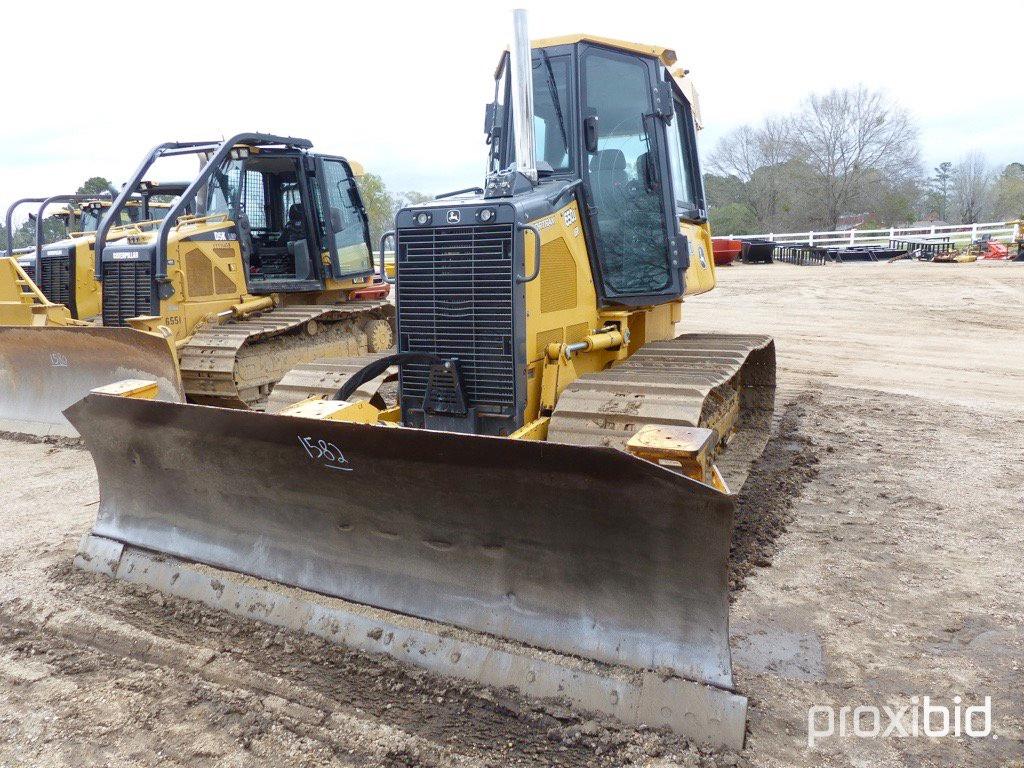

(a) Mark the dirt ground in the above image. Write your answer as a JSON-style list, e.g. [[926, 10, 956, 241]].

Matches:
[[1, 261, 1022, 767]]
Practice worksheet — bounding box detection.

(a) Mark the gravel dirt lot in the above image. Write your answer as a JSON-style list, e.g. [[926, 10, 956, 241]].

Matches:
[[0, 261, 1021, 767]]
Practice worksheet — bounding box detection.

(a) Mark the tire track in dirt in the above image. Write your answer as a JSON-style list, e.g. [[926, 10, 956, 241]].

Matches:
[[1, 559, 746, 768], [729, 392, 821, 596]]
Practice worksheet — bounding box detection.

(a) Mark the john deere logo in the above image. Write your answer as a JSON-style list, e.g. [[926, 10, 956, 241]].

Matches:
[[446, 210, 461, 224]]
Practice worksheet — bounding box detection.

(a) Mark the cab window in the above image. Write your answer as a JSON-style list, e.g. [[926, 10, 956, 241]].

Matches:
[[205, 160, 243, 216], [495, 52, 575, 175], [581, 45, 674, 298], [531, 53, 573, 173], [665, 94, 702, 219], [241, 170, 268, 230], [319, 160, 372, 275]]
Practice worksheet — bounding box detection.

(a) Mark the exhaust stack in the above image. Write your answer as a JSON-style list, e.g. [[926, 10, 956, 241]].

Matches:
[[510, 9, 537, 184]]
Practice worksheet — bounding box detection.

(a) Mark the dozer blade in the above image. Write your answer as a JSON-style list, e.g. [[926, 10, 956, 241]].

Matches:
[[66, 393, 738, 692], [0, 327, 183, 437]]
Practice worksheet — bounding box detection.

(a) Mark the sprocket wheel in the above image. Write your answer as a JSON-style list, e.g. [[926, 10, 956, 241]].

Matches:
[[364, 318, 395, 353]]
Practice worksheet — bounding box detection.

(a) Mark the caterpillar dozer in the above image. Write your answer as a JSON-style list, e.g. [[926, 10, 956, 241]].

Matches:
[[69, 14, 774, 750], [1, 182, 190, 322], [1, 194, 113, 325], [0, 135, 394, 435], [30, 183, 193, 319]]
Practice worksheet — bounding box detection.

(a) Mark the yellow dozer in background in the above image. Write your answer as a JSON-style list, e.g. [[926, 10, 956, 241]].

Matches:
[[1, 193, 117, 327], [3, 194, 104, 290], [69, 14, 774, 750], [40, 183, 191, 318], [1, 182, 191, 325], [0, 134, 394, 435]]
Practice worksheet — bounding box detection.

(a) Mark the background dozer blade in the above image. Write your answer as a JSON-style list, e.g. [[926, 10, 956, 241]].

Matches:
[[0, 327, 183, 437], [66, 394, 738, 692]]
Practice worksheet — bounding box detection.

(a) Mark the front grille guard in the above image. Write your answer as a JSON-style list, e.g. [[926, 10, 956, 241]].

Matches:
[[394, 222, 517, 418], [101, 260, 153, 327]]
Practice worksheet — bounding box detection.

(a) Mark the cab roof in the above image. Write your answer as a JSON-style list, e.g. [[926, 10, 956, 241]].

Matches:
[[532, 34, 677, 67], [530, 34, 700, 127]]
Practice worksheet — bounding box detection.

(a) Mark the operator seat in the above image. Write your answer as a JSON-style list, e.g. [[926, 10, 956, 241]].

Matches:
[[589, 149, 628, 208], [588, 149, 628, 258], [283, 203, 306, 242], [283, 203, 311, 280], [236, 211, 257, 273]]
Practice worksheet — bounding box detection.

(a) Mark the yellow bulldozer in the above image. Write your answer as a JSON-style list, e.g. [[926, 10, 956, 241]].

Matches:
[[68, 14, 774, 750], [2, 193, 115, 326], [38, 183, 191, 319], [1, 182, 189, 322], [0, 135, 395, 435]]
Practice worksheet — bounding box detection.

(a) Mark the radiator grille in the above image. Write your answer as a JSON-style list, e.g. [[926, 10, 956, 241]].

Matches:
[[38, 253, 72, 307], [397, 223, 515, 408], [102, 260, 153, 327], [20, 261, 35, 282]]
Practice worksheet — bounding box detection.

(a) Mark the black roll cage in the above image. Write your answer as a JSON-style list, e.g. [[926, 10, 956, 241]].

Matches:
[[5, 197, 47, 257], [3, 194, 110, 264], [94, 134, 313, 282], [33, 194, 108, 275]]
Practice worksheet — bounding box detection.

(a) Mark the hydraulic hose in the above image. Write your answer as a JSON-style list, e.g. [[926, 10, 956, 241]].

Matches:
[[331, 351, 449, 402]]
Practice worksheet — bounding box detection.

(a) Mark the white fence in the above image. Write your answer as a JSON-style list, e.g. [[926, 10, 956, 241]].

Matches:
[[733, 220, 1021, 248]]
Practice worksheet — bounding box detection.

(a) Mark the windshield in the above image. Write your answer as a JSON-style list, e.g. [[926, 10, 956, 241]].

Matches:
[[532, 52, 573, 173], [78, 210, 104, 232], [147, 203, 173, 221], [493, 51, 574, 175], [205, 159, 243, 216]]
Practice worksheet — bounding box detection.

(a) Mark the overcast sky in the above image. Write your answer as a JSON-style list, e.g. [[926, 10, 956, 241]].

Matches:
[[1, 0, 1021, 224]]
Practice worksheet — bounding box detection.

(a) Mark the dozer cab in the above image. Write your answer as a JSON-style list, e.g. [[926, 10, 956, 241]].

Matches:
[[0, 134, 394, 435], [69, 14, 774, 749]]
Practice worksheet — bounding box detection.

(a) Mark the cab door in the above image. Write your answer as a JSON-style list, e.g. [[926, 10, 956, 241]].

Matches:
[[578, 44, 685, 306], [313, 156, 375, 280]]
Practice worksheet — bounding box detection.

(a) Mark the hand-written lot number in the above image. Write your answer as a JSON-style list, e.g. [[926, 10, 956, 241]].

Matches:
[[298, 436, 352, 471]]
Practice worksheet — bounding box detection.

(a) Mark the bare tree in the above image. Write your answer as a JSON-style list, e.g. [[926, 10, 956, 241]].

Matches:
[[789, 86, 920, 229], [708, 118, 791, 230], [951, 153, 995, 224]]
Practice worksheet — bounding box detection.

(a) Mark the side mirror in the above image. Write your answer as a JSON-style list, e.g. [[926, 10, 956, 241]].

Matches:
[[584, 115, 599, 153]]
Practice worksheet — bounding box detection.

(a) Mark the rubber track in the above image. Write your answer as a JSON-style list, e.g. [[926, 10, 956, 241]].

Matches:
[[179, 301, 394, 408], [548, 333, 776, 492]]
